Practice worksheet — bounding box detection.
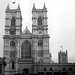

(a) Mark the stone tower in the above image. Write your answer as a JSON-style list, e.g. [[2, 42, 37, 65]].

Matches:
[[3, 3, 52, 75], [3, 4, 22, 75], [32, 3, 51, 63], [58, 50, 68, 64]]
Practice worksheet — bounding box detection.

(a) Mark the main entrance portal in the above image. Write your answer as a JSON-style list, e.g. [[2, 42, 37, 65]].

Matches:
[[22, 68, 29, 75]]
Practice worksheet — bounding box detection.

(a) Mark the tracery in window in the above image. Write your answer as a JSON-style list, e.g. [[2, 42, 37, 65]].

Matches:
[[11, 16, 15, 26], [38, 17, 42, 25], [21, 40, 31, 59]]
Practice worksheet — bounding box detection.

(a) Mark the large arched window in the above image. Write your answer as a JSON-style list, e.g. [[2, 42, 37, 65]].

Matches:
[[11, 16, 15, 26], [10, 41, 15, 47], [38, 17, 42, 25], [21, 40, 31, 59]]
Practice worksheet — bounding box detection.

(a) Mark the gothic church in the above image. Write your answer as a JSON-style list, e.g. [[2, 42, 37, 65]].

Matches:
[[3, 3, 52, 75], [3, 3, 75, 75]]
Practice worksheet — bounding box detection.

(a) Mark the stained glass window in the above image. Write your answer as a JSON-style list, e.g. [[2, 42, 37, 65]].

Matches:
[[21, 40, 31, 59]]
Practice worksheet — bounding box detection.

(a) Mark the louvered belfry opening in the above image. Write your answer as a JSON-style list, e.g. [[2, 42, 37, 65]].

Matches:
[[11, 16, 15, 26], [38, 16, 42, 25]]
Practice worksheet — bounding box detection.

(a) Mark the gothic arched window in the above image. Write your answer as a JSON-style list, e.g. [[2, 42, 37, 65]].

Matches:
[[11, 16, 15, 26], [21, 40, 31, 59], [38, 40, 43, 46], [38, 17, 42, 25], [10, 59, 15, 69], [10, 41, 15, 47], [12, 62, 14, 69]]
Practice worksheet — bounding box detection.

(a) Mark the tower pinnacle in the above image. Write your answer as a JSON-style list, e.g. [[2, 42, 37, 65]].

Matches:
[[43, 3, 47, 11], [32, 3, 36, 11], [17, 3, 20, 10], [44, 3, 46, 8], [6, 4, 10, 10]]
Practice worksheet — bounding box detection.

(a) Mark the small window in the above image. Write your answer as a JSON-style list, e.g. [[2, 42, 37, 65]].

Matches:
[[63, 68, 65, 71], [38, 17, 42, 25], [44, 68, 46, 71], [50, 68, 52, 71], [38, 40, 43, 46], [12, 62, 14, 69], [11, 16, 15, 26], [10, 41, 15, 47], [69, 68, 72, 71]]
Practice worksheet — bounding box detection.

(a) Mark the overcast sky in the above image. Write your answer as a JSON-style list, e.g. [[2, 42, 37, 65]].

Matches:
[[0, 0, 75, 63]]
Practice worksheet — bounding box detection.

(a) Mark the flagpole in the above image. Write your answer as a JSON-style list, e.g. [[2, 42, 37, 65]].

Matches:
[[60, 46, 63, 52], [12, 0, 16, 9]]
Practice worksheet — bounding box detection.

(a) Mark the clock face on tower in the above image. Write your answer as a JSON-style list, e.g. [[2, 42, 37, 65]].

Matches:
[[38, 30, 43, 35]]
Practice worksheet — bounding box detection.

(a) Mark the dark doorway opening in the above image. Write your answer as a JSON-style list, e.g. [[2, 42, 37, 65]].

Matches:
[[38, 72, 44, 75], [22, 68, 29, 75], [61, 72, 68, 75], [53, 72, 60, 75]]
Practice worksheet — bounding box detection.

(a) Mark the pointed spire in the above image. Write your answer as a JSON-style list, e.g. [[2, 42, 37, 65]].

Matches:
[[17, 3, 20, 10], [6, 3, 10, 10], [33, 3, 35, 9], [43, 3, 46, 8], [43, 3, 47, 12], [32, 3, 36, 11]]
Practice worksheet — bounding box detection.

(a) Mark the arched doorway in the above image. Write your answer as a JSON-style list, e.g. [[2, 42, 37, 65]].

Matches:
[[22, 68, 29, 75]]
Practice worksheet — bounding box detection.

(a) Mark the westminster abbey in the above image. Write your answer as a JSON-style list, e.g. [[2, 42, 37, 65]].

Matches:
[[3, 3, 75, 75]]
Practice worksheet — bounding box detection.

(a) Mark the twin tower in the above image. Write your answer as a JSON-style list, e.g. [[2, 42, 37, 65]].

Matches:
[[3, 3, 52, 75]]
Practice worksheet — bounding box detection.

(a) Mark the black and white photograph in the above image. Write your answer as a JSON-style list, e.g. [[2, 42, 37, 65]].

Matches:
[[0, 0, 75, 75]]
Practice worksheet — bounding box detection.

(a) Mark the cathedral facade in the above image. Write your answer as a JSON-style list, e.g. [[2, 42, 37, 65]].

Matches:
[[3, 3, 52, 75], [3, 3, 75, 75]]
